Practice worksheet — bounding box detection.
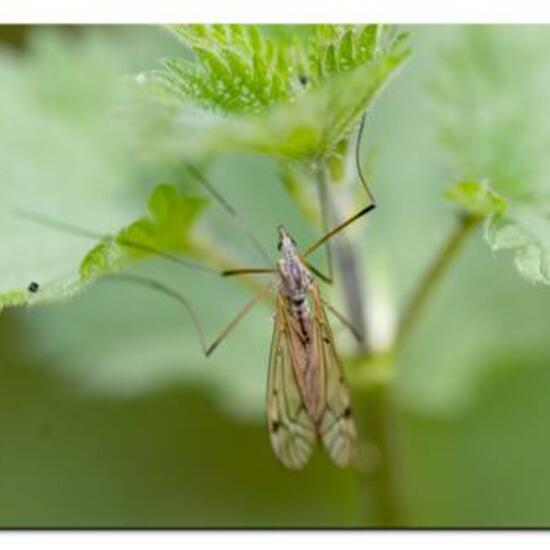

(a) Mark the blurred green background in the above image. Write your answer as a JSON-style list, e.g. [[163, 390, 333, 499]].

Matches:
[[1, 25, 550, 527]]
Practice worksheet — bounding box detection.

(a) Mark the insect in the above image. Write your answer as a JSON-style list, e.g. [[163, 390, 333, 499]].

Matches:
[[266, 225, 359, 468], [209, 205, 375, 468], [18, 116, 376, 469], [186, 118, 376, 469]]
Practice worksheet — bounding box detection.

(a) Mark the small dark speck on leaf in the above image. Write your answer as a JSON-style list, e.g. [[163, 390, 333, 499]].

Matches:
[[28, 281, 39, 293]]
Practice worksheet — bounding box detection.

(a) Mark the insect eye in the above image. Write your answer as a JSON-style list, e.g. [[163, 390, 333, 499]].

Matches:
[[277, 240, 283, 251]]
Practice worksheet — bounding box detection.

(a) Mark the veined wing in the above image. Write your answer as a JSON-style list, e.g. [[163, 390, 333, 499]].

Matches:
[[310, 285, 358, 467], [266, 294, 316, 470]]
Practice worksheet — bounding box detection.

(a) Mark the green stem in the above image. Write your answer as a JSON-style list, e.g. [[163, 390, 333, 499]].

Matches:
[[314, 160, 369, 352], [350, 212, 480, 526], [354, 372, 401, 526], [394, 213, 480, 353]]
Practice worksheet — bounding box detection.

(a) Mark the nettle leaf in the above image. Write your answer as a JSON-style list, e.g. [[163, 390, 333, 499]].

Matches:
[[136, 24, 410, 162], [0, 28, 211, 311], [152, 24, 297, 114], [433, 27, 550, 285], [80, 184, 209, 281], [0, 29, 145, 310], [308, 24, 381, 82], [486, 207, 550, 284], [445, 181, 507, 219]]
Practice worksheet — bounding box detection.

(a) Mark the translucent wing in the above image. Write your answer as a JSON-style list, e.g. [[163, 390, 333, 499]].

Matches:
[[266, 294, 316, 470], [310, 285, 358, 467]]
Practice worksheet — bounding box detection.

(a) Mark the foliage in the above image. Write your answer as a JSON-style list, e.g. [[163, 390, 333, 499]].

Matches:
[[0, 29, 144, 309], [2, 25, 550, 528], [136, 24, 410, 162], [0, 24, 410, 310], [80, 184, 208, 282], [433, 27, 550, 284], [444, 180, 507, 220]]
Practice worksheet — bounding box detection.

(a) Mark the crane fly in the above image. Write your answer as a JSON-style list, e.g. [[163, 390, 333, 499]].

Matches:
[[212, 113, 376, 468], [17, 116, 376, 470], [266, 225, 357, 468], [212, 186, 374, 469]]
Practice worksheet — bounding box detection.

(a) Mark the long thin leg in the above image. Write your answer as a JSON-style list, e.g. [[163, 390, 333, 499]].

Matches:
[[321, 297, 362, 342], [186, 164, 273, 265], [15, 208, 217, 275], [303, 203, 376, 259], [355, 113, 377, 205], [316, 166, 335, 281], [309, 114, 376, 349], [221, 262, 334, 286], [304, 262, 332, 285], [221, 262, 333, 287], [103, 273, 271, 357], [222, 267, 275, 277], [304, 112, 377, 260], [205, 286, 272, 355]]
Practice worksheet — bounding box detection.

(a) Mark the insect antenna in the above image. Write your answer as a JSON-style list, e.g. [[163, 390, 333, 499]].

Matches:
[[14, 208, 217, 275], [185, 164, 273, 266]]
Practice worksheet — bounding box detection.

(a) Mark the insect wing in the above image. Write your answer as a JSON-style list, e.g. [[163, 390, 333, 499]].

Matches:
[[267, 295, 316, 470], [311, 286, 358, 467]]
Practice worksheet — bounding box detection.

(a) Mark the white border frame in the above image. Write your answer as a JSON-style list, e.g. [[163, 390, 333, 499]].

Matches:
[[2, 0, 550, 24]]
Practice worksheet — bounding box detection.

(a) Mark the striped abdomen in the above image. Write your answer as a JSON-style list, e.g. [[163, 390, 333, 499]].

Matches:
[[290, 294, 312, 344]]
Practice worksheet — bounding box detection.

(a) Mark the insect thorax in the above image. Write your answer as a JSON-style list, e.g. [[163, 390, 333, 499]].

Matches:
[[276, 226, 314, 337], [276, 240, 313, 300], [277, 257, 311, 296], [276, 234, 314, 343]]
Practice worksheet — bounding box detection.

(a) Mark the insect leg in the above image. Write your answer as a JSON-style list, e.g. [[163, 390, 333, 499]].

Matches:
[[222, 267, 275, 277], [102, 273, 271, 357], [186, 164, 273, 266], [14, 208, 217, 275], [320, 297, 363, 343], [303, 113, 377, 260], [205, 285, 272, 355], [302, 203, 376, 259], [304, 262, 332, 285], [315, 167, 335, 282]]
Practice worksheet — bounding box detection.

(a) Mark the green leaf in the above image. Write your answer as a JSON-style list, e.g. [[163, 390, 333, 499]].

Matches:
[[0, 29, 143, 309], [433, 27, 550, 284], [486, 207, 550, 285], [80, 184, 208, 281], [136, 24, 410, 163], [445, 180, 508, 218], [0, 28, 205, 310], [136, 43, 409, 163], [160, 24, 296, 114]]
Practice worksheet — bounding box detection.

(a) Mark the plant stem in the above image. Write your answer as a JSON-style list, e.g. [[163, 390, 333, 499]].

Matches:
[[314, 158, 400, 525], [354, 373, 402, 526], [315, 162, 369, 352], [349, 213, 480, 526], [394, 213, 480, 353]]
